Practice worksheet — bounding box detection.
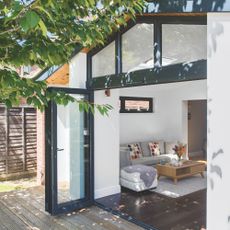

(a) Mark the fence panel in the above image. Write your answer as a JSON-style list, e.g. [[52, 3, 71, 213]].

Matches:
[[0, 105, 37, 180]]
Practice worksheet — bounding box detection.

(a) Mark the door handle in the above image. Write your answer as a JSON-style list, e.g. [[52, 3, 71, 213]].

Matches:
[[57, 148, 64, 151]]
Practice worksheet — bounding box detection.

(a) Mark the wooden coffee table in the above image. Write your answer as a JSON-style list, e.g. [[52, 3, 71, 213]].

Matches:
[[156, 160, 206, 184]]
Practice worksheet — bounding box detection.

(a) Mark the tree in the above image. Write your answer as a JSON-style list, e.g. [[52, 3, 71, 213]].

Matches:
[[0, 0, 144, 113]]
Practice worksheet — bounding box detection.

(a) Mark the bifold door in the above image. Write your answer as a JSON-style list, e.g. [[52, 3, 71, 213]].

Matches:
[[45, 88, 94, 215]]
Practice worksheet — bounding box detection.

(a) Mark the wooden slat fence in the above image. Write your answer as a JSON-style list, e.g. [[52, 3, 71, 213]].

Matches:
[[0, 105, 37, 180]]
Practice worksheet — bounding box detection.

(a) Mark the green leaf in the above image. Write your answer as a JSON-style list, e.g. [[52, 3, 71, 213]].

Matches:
[[20, 11, 41, 31], [105, 104, 113, 110], [96, 105, 105, 116], [79, 102, 84, 112], [5, 99, 12, 108], [27, 97, 33, 105], [0, 0, 144, 112], [34, 6, 54, 22], [39, 19, 48, 37], [84, 102, 89, 113], [89, 104, 95, 115]]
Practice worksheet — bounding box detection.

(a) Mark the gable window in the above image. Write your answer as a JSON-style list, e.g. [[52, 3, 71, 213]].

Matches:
[[122, 24, 154, 73], [92, 41, 115, 78], [88, 16, 207, 83], [162, 24, 207, 66], [120, 96, 153, 113]]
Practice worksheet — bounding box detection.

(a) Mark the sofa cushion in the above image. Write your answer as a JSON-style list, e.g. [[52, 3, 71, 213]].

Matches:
[[145, 140, 165, 154], [149, 142, 160, 156], [128, 143, 143, 160], [156, 140, 165, 154], [131, 155, 171, 166], [140, 141, 151, 157]]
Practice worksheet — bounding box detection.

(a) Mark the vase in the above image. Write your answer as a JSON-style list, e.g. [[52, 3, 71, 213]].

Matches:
[[177, 156, 183, 166]]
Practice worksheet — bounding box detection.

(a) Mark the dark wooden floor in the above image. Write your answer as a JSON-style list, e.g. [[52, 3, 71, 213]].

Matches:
[[0, 186, 143, 230], [96, 188, 206, 230]]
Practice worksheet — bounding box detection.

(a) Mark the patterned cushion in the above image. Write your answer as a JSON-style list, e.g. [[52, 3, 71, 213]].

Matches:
[[149, 142, 160, 156], [128, 143, 143, 160], [140, 141, 151, 157]]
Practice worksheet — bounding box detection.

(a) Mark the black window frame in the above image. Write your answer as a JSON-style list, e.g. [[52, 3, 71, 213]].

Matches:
[[120, 96, 153, 113], [87, 15, 207, 86]]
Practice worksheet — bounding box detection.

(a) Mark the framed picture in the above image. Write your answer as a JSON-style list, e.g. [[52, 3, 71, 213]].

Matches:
[[119, 96, 153, 113]]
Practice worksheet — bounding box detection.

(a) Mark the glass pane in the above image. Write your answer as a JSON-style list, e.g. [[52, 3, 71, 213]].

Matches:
[[122, 24, 154, 73], [162, 24, 207, 66], [57, 94, 89, 204], [92, 42, 115, 78]]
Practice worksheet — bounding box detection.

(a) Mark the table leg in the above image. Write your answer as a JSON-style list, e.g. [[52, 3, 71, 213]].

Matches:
[[201, 172, 204, 178]]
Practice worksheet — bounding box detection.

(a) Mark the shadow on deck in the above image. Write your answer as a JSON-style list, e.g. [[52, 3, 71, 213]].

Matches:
[[0, 186, 142, 230]]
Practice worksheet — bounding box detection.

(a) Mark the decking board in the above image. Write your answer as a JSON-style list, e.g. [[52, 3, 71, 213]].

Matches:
[[0, 187, 142, 230], [0, 202, 28, 230]]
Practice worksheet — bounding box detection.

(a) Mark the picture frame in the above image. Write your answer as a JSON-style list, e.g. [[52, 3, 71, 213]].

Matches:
[[119, 96, 153, 113]]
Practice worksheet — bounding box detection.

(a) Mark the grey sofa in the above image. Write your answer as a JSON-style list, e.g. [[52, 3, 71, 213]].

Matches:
[[120, 140, 178, 168]]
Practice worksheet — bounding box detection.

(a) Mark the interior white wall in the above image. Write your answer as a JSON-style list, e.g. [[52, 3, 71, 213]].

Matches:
[[94, 80, 207, 199], [119, 80, 207, 146], [94, 89, 120, 199], [207, 13, 230, 230]]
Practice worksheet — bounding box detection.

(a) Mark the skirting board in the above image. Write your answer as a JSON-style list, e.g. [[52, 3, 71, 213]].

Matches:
[[94, 185, 121, 199]]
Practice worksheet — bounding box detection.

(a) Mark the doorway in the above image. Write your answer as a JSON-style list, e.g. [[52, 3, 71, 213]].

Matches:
[[95, 82, 207, 230], [188, 100, 207, 161], [45, 88, 94, 215]]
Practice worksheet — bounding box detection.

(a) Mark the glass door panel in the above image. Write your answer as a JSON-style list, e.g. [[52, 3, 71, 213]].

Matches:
[[57, 94, 86, 204], [45, 89, 93, 215]]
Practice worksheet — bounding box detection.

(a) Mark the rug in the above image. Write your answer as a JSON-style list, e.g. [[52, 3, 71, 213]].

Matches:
[[151, 173, 207, 198]]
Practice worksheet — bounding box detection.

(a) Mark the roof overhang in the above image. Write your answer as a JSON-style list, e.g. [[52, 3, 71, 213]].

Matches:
[[46, 64, 69, 86], [34, 45, 82, 82]]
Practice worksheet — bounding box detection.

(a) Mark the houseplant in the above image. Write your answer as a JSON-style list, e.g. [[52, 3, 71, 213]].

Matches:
[[173, 143, 186, 163]]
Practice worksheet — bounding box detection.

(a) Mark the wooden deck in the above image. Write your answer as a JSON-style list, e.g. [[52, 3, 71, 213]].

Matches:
[[97, 188, 206, 230], [0, 186, 142, 230]]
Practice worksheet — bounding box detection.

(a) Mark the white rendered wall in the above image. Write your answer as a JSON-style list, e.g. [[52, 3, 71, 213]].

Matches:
[[69, 52, 87, 88], [94, 89, 120, 199], [119, 80, 207, 145], [207, 13, 230, 230]]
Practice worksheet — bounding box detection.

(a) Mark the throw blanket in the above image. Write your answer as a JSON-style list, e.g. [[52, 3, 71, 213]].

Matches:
[[123, 164, 157, 188]]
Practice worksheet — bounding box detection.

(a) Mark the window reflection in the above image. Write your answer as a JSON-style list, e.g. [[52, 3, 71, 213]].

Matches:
[[92, 42, 115, 78], [122, 24, 154, 73], [162, 24, 207, 66]]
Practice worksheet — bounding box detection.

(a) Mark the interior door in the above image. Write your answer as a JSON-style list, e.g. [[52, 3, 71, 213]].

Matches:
[[45, 88, 94, 215]]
